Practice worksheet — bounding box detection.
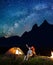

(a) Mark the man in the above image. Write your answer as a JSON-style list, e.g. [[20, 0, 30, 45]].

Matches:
[[24, 44, 33, 61], [24, 44, 36, 61]]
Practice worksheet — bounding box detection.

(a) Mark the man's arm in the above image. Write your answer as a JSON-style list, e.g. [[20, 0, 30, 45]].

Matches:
[[26, 44, 29, 49]]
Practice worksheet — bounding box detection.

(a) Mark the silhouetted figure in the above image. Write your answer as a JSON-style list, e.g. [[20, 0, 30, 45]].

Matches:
[[26, 44, 36, 56], [24, 47, 33, 61], [24, 44, 36, 61]]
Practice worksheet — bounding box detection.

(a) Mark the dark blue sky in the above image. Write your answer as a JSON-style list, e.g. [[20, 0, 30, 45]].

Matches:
[[0, 0, 53, 37]]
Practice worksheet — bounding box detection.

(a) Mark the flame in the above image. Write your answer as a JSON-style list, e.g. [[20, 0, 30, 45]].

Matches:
[[51, 51, 53, 58]]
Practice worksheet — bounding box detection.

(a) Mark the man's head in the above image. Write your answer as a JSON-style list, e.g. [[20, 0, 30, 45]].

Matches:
[[29, 47, 31, 50]]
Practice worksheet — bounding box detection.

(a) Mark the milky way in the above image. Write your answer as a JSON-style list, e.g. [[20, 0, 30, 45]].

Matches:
[[0, 0, 53, 37]]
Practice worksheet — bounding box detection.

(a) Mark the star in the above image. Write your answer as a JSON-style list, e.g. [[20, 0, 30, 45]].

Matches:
[[14, 22, 19, 28]]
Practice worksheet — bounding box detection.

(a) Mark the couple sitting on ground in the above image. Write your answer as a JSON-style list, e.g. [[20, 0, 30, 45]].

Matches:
[[24, 44, 36, 61]]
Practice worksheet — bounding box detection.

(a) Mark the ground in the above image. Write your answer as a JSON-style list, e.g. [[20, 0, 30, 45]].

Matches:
[[0, 55, 53, 65]]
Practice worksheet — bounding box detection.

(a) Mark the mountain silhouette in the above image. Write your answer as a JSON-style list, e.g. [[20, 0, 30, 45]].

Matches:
[[0, 36, 20, 46], [0, 20, 53, 55]]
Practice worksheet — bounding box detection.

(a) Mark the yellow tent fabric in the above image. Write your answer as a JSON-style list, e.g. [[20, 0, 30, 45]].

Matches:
[[5, 47, 24, 55]]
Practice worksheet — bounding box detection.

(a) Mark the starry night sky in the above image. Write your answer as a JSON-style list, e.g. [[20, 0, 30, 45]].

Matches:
[[0, 0, 53, 37]]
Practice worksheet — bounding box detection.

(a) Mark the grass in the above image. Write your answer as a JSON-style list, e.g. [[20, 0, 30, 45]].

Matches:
[[0, 55, 53, 65]]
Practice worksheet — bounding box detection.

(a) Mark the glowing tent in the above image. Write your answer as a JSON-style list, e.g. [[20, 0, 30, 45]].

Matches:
[[5, 47, 24, 55]]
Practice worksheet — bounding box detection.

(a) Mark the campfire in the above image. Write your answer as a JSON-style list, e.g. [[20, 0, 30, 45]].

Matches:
[[50, 51, 53, 58]]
